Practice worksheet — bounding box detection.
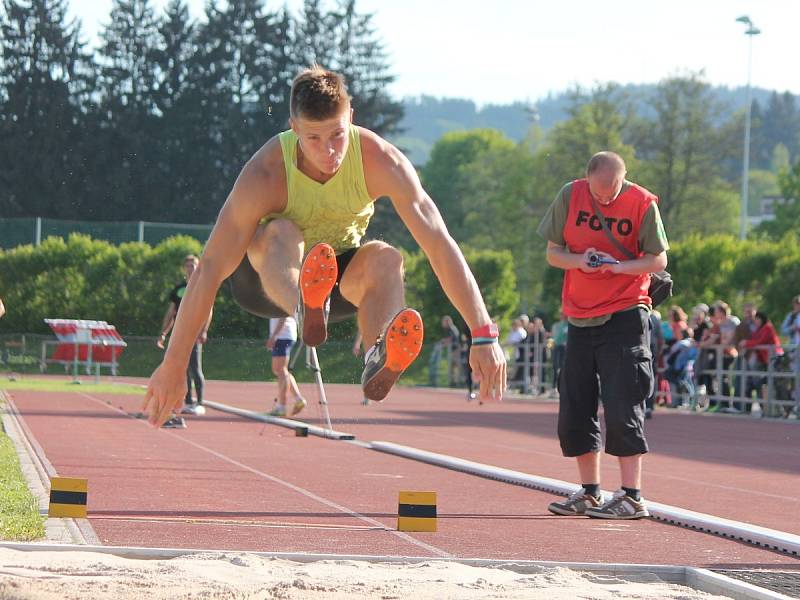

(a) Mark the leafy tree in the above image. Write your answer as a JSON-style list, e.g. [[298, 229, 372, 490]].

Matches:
[[756, 159, 800, 239], [529, 85, 638, 315], [632, 74, 739, 238], [404, 246, 518, 336], [761, 235, 800, 321], [771, 143, 791, 173], [535, 83, 638, 197], [458, 142, 541, 307], [364, 197, 415, 250], [421, 129, 516, 238], [747, 169, 780, 214]]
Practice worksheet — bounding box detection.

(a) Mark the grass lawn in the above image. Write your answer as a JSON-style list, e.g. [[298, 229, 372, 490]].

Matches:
[[0, 378, 147, 395], [0, 375, 145, 396], [0, 414, 45, 540], [97, 337, 440, 387]]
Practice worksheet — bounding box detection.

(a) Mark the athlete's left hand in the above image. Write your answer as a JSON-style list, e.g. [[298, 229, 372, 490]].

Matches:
[[469, 342, 506, 401]]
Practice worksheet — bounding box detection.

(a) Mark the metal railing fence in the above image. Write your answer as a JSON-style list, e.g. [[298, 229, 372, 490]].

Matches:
[[0, 218, 212, 249]]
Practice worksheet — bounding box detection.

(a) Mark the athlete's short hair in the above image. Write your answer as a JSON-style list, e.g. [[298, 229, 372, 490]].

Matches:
[[184, 254, 199, 264], [290, 65, 351, 120]]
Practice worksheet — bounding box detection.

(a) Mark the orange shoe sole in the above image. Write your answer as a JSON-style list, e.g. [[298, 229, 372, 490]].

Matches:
[[385, 309, 424, 372], [363, 309, 424, 401], [300, 243, 337, 346]]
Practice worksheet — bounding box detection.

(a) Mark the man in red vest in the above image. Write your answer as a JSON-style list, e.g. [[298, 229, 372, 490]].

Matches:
[[538, 151, 669, 519]]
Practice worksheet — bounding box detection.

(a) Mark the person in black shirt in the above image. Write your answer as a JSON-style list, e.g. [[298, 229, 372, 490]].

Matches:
[[157, 255, 212, 426]]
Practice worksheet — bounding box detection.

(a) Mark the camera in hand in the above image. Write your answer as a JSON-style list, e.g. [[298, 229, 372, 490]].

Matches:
[[587, 253, 619, 268]]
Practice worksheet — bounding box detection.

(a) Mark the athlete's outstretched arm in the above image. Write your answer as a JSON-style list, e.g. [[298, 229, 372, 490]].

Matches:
[[143, 153, 279, 426], [362, 132, 506, 400]]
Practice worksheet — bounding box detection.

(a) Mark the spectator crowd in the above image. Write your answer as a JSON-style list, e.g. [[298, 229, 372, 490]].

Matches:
[[430, 296, 800, 419]]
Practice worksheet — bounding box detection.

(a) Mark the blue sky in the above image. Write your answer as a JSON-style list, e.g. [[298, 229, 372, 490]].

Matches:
[[67, 0, 800, 106]]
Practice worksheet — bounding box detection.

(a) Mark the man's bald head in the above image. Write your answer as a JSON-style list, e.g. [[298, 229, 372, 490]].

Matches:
[[586, 151, 626, 179], [586, 151, 627, 205]]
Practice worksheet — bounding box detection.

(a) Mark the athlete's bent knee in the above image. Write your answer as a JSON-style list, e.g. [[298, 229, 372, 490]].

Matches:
[[263, 218, 302, 243], [368, 244, 404, 277]]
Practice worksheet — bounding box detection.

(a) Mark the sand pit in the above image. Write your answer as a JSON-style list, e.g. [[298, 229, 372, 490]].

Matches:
[[0, 548, 734, 599]]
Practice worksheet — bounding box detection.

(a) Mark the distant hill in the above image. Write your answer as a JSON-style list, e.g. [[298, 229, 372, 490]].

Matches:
[[390, 84, 779, 165]]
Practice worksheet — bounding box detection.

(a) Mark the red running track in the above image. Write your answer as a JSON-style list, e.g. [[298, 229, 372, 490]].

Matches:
[[6, 379, 800, 568]]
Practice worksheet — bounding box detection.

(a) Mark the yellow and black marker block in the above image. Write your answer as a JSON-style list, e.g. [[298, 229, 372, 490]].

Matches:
[[48, 477, 88, 518], [295, 426, 309, 437], [397, 491, 437, 532]]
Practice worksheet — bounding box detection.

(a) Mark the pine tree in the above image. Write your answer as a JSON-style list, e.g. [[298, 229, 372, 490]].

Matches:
[[294, 0, 339, 69], [94, 0, 162, 219], [334, 0, 402, 136], [263, 6, 298, 131], [0, 0, 94, 217], [751, 92, 799, 169], [290, 0, 402, 136], [193, 0, 278, 207], [151, 0, 208, 221]]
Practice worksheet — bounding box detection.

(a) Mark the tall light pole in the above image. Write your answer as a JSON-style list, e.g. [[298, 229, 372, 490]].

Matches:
[[736, 15, 761, 240]]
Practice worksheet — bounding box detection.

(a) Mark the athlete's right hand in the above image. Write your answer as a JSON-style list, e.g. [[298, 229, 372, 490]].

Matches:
[[142, 360, 187, 427]]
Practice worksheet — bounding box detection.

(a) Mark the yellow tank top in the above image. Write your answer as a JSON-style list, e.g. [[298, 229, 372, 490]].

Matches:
[[268, 125, 374, 254]]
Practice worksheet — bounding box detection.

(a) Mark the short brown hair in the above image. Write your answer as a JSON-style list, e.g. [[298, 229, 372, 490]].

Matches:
[[713, 300, 730, 316], [290, 65, 350, 120], [586, 151, 626, 177], [184, 254, 199, 263]]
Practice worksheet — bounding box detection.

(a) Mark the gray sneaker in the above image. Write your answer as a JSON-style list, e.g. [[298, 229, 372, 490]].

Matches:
[[181, 403, 206, 415], [584, 489, 650, 520], [547, 488, 603, 516], [267, 402, 286, 417], [361, 308, 424, 401]]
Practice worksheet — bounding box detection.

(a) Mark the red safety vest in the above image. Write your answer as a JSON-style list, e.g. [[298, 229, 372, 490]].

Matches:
[[561, 179, 657, 318]]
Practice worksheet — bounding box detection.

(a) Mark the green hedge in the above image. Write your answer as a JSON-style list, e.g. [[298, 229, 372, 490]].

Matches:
[[4, 232, 800, 347], [0, 234, 519, 347]]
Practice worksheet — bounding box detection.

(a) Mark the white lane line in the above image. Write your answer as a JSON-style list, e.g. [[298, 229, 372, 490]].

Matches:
[[76, 392, 452, 558], [647, 472, 799, 502]]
